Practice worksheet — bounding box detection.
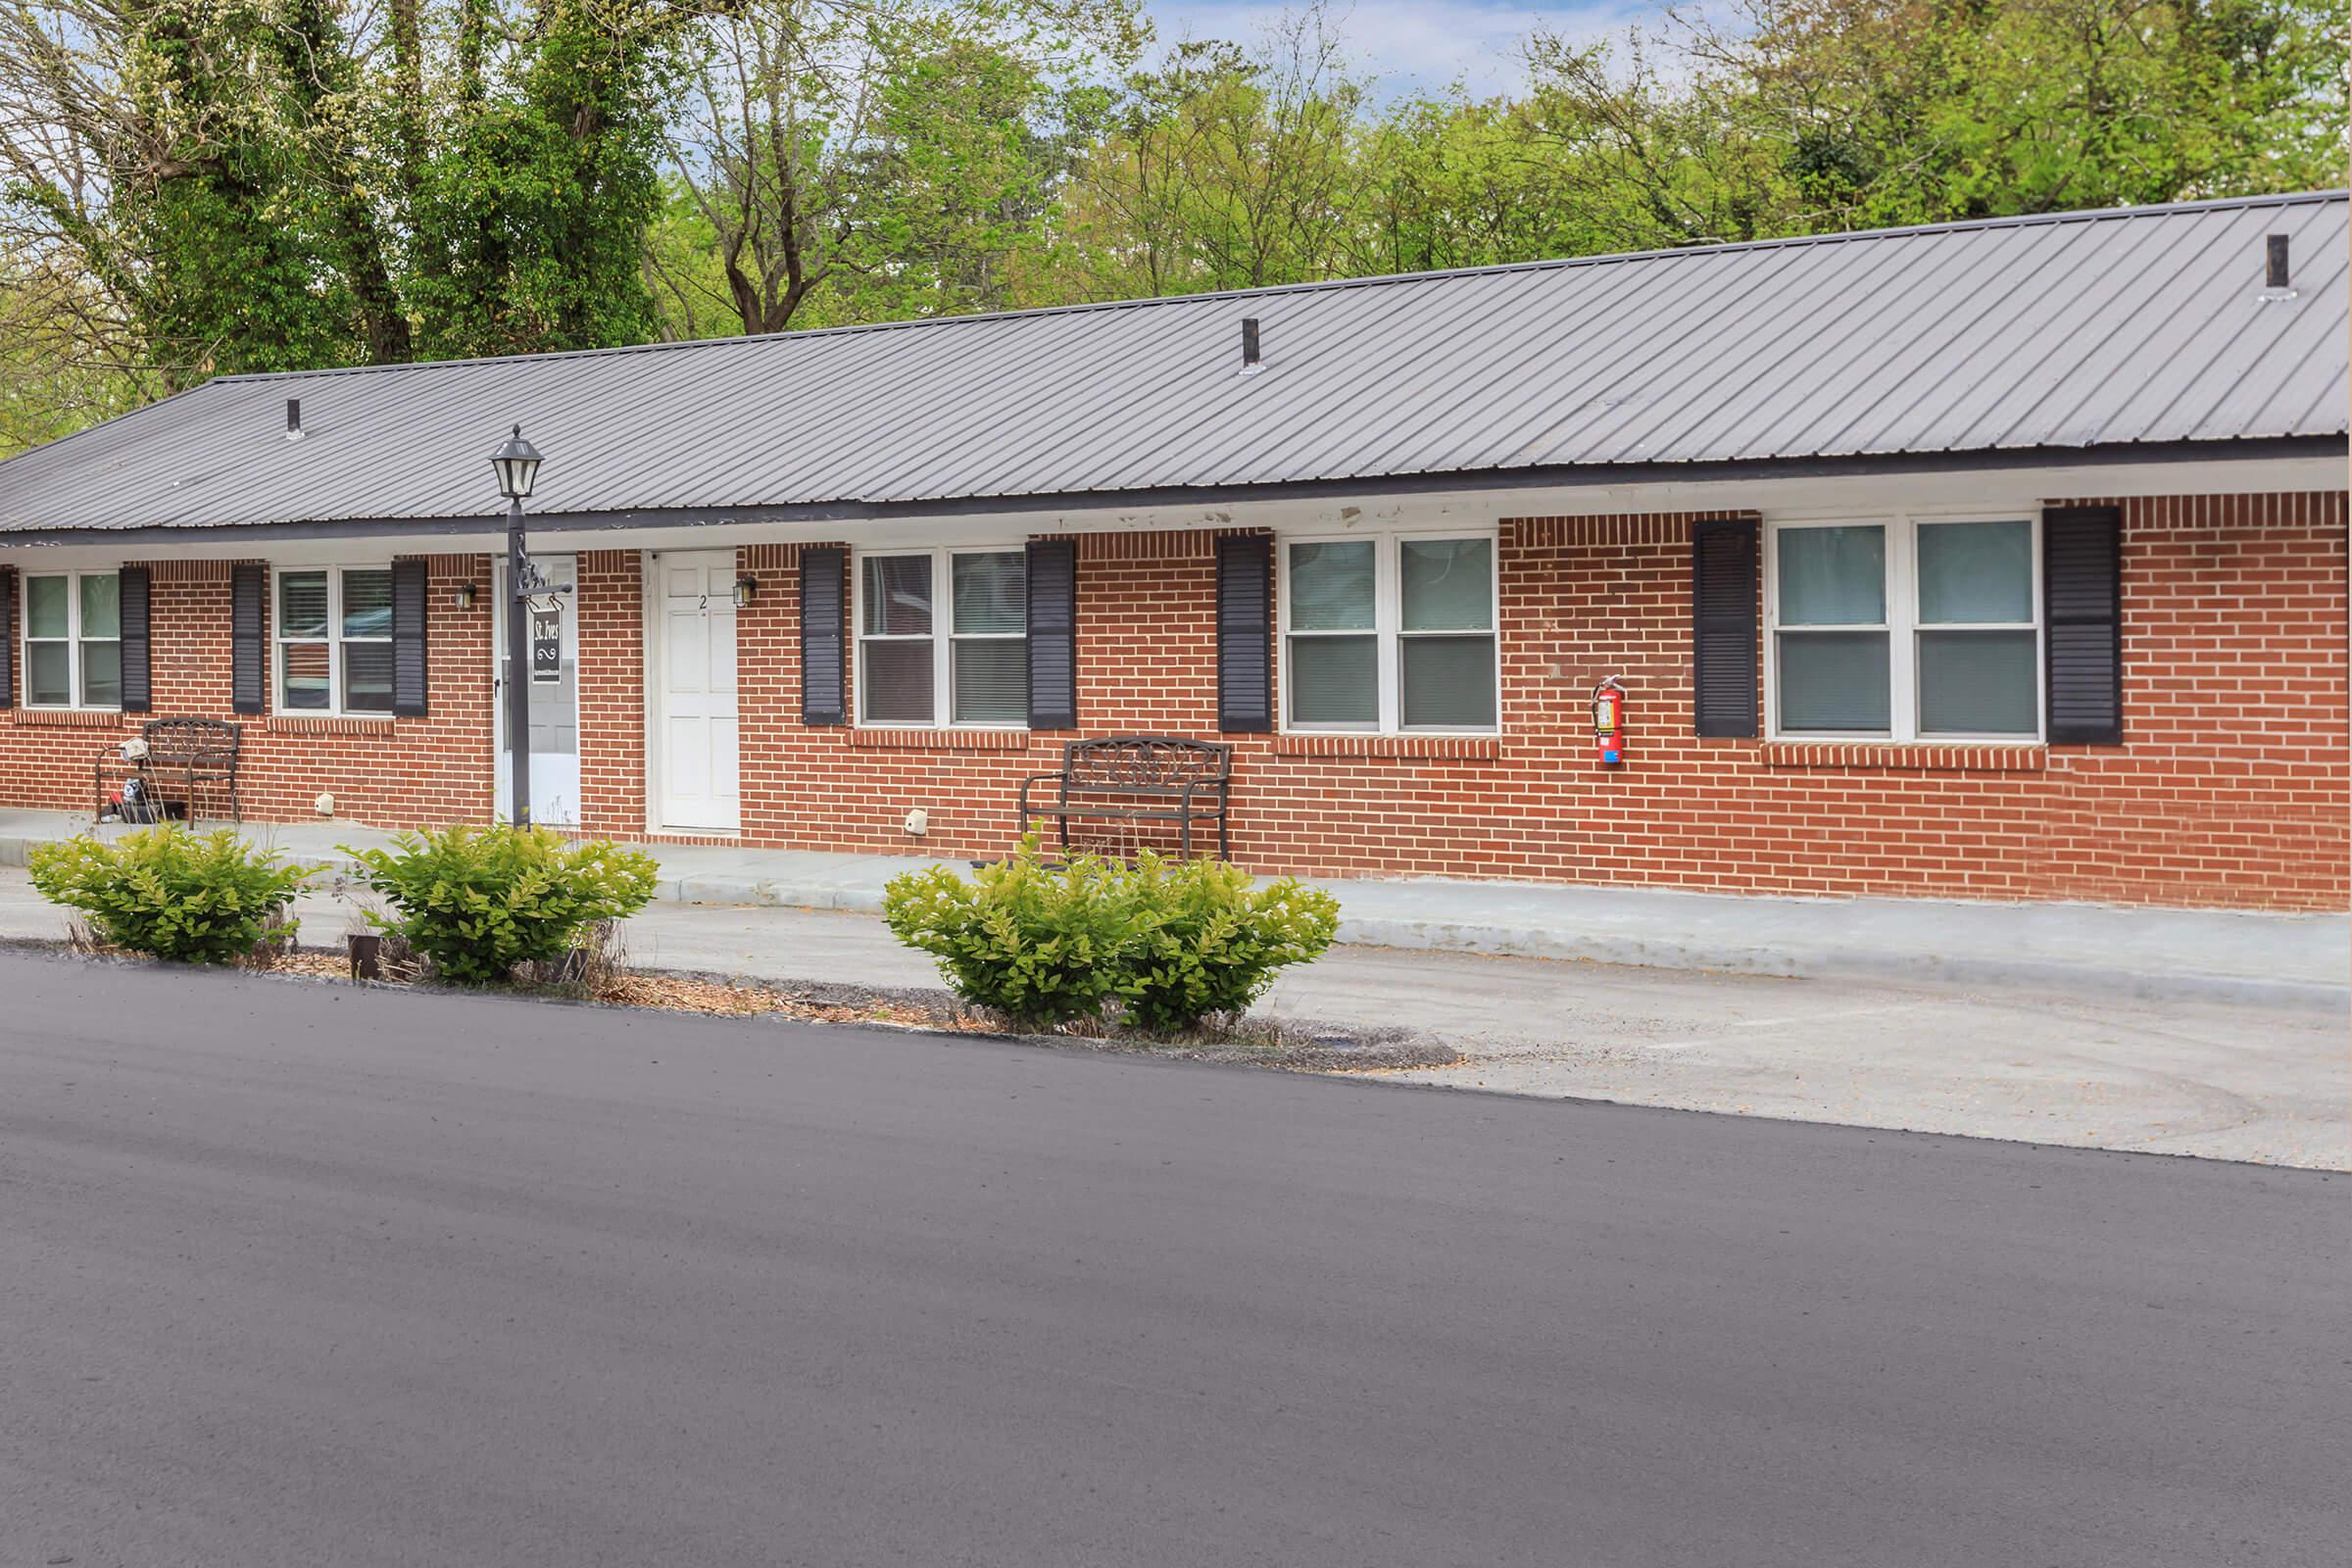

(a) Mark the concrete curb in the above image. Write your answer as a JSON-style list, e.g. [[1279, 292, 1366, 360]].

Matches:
[[4, 823, 2342, 1010], [1325, 913, 2350, 1011]]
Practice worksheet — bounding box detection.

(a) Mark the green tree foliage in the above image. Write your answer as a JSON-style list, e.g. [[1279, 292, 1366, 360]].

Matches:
[[0, 0, 692, 391], [1048, 16, 1367, 298], [0, 0, 2339, 448], [647, 0, 1136, 339]]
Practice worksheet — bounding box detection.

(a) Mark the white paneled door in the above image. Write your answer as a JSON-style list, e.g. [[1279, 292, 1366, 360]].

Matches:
[[654, 552, 741, 832]]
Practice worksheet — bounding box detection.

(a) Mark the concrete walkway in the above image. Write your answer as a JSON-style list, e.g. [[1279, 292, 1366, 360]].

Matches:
[[0, 862, 2341, 1168], [1, 807, 2341, 1005]]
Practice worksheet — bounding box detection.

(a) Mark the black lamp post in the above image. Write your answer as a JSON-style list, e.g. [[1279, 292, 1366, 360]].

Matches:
[[491, 425, 545, 827]]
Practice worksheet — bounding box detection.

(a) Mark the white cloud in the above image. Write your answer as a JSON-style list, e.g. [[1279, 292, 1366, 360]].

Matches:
[[1145, 1, 1653, 97]]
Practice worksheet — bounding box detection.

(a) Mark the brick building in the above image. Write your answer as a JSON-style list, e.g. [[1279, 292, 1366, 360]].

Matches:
[[0, 193, 2343, 910]]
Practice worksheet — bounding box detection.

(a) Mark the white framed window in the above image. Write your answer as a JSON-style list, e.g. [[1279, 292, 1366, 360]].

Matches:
[[273, 565, 394, 715], [854, 547, 1027, 728], [1767, 515, 2041, 742], [1279, 530, 1498, 734], [22, 570, 122, 710]]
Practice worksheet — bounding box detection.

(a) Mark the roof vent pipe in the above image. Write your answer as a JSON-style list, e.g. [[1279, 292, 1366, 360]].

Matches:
[[1240, 317, 1261, 373], [285, 398, 303, 439], [2265, 233, 2289, 291]]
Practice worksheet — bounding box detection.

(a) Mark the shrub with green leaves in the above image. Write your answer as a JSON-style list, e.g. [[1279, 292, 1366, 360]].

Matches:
[[1123, 854, 1341, 1032], [882, 838, 1341, 1035], [343, 824, 659, 986], [882, 837, 1148, 1030], [28, 826, 311, 964]]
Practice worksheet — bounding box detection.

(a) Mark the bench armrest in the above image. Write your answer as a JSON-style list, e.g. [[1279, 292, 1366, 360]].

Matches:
[[1016, 771, 1069, 824]]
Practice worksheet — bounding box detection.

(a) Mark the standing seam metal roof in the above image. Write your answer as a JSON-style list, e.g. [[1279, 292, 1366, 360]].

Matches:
[[0, 190, 2342, 534]]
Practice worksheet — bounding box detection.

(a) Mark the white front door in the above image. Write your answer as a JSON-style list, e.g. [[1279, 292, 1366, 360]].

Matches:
[[495, 554, 581, 826], [654, 552, 740, 832]]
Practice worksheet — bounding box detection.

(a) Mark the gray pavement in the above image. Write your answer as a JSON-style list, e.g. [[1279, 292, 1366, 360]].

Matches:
[[0, 866, 2342, 1168], [2, 952, 2345, 1568], [1, 807, 2342, 1003]]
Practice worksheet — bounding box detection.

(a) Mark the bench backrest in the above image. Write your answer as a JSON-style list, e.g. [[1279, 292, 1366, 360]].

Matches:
[[1061, 736, 1232, 791], [141, 717, 241, 765]]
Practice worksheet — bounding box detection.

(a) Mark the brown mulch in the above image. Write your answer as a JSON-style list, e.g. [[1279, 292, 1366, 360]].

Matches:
[[28, 937, 1461, 1074]]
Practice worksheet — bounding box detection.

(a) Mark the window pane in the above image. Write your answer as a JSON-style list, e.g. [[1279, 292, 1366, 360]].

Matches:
[[281, 642, 330, 710], [1920, 629, 2037, 735], [344, 642, 394, 711], [1401, 635, 1497, 728], [1400, 539, 1493, 631], [953, 639, 1027, 725], [1918, 521, 2032, 624], [279, 571, 328, 638], [25, 641, 68, 706], [342, 568, 394, 638], [860, 640, 934, 722], [1777, 526, 1885, 625], [952, 552, 1025, 636], [77, 574, 120, 639], [861, 556, 932, 637], [1778, 630, 1890, 731], [1288, 542, 1374, 631], [1287, 635, 1377, 725], [25, 575, 68, 640], [79, 641, 120, 709]]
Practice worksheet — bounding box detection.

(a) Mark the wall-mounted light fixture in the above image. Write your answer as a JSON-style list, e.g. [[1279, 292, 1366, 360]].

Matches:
[[454, 581, 478, 611], [734, 574, 759, 609]]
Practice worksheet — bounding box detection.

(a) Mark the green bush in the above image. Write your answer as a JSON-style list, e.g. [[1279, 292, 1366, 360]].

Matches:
[[28, 826, 311, 964], [881, 837, 1147, 1029], [344, 824, 659, 986], [882, 838, 1340, 1034], [1123, 854, 1341, 1033]]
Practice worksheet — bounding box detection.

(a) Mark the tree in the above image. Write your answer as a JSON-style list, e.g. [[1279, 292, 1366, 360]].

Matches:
[[1652, 0, 2350, 231], [0, 0, 2340, 451], [1049, 6, 1366, 299], [653, 0, 1138, 340], [0, 0, 692, 390]]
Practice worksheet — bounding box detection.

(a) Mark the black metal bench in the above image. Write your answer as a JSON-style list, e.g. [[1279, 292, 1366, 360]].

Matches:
[[95, 717, 243, 824], [1018, 737, 1235, 861]]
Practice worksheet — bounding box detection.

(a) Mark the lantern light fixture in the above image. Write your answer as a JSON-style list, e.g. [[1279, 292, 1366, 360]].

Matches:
[[454, 581, 477, 611], [490, 424, 543, 500], [734, 574, 759, 609]]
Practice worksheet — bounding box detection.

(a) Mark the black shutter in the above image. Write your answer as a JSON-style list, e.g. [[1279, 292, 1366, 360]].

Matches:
[[1215, 533, 1274, 733], [800, 546, 847, 725], [2043, 506, 2123, 745], [1691, 517, 1759, 737], [0, 567, 15, 709], [1025, 538, 1077, 730], [392, 558, 429, 715], [118, 565, 152, 712], [231, 564, 266, 714]]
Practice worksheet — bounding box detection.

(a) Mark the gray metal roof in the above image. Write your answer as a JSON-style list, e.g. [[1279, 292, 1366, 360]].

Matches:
[[2, 190, 2344, 537]]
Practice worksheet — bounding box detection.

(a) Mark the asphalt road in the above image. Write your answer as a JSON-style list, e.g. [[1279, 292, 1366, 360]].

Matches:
[[1, 954, 2344, 1568]]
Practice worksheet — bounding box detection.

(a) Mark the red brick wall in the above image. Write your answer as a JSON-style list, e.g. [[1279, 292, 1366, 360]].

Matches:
[[0, 556, 494, 828], [5, 490, 2342, 910], [579, 493, 2346, 910], [575, 550, 647, 833]]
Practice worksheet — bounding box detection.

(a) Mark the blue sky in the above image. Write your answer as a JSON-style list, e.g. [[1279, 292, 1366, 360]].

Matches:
[[1145, 2, 1651, 97]]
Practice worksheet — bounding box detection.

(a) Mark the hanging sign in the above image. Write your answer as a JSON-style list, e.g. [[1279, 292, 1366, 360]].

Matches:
[[531, 605, 562, 684]]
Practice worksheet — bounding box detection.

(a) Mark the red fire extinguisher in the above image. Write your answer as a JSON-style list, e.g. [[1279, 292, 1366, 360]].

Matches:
[[1592, 676, 1628, 766]]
